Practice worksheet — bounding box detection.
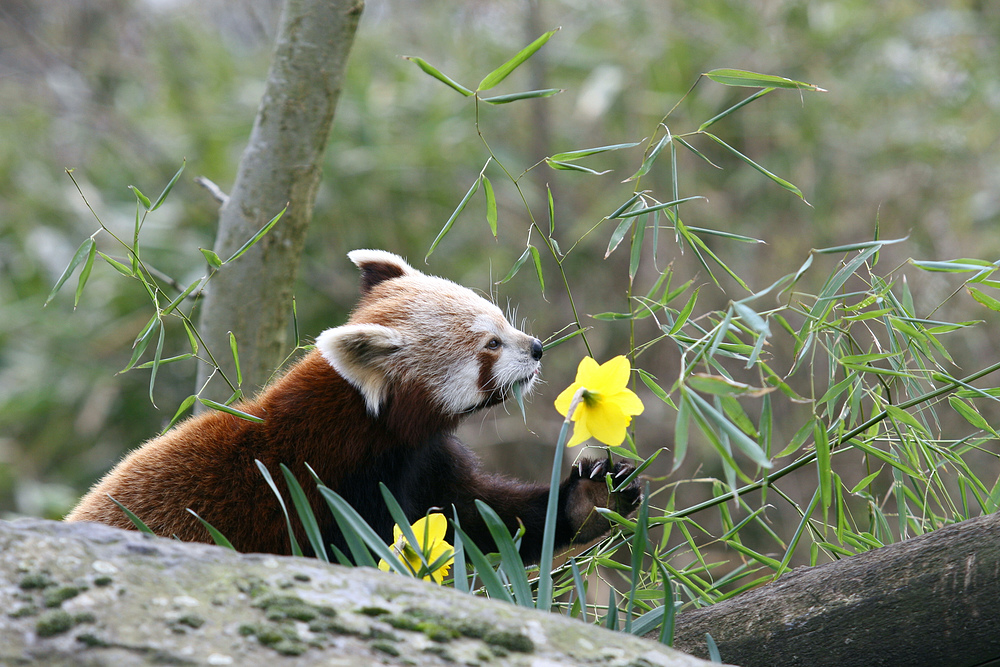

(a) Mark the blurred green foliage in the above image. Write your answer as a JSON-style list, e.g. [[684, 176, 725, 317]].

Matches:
[[2, 0, 1000, 585]]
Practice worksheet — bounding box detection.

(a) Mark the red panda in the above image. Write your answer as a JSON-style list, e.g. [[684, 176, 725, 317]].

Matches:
[[66, 250, 641, 561]]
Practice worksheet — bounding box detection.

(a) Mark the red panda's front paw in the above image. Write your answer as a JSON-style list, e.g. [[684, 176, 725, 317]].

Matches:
[[563, 458, 643, 544]]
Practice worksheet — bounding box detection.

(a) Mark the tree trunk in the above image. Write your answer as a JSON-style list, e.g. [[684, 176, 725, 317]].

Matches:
[[196, 0, 363, 403], [667, 511, 1000, 667]]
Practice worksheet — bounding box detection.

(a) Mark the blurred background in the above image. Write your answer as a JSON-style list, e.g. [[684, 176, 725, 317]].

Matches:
[[2, 0, 999, 571]]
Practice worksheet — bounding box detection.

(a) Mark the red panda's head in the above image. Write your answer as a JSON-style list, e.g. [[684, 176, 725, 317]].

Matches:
[[315, 250, 543, 418]]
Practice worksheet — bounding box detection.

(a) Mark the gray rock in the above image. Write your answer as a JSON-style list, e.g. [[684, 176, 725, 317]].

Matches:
[[0, 518, 721, 666]]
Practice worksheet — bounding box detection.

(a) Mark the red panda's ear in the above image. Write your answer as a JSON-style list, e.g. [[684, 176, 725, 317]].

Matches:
[[315, 324, 404, 415], [347, 249, 418, 295]]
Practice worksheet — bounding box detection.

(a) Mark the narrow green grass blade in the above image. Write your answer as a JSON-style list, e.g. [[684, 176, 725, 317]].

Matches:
[[377, 483, 425, 571], [451, 523, 514, 603], [315, 487, 383, 569], [625, 483, 650, 633], [536, 414, 572, 611], [775, 488, 820, 577], [475, 500, 533, 607], [815, 421, 832, 510], [604, 588, 619, 630], [279, 464, 328, 562], [657, 561, 675, 645], [451, 507, 470, 593], [706, 633, 722, 662], [186, 509, 236, 550], [107, 495, 155, 535], [569, 558, 588, 623], [255, 459, 303, 557]]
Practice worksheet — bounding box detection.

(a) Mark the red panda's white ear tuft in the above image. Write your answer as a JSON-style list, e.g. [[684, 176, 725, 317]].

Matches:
[[315, 324, 404, 415], [347, 249, 419, 295]]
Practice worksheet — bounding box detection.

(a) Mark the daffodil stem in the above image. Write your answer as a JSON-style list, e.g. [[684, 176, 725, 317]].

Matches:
[[538, 388, 586, 611]]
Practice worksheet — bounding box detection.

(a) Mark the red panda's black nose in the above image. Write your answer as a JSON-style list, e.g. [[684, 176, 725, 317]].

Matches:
[[530, 338, 543, 360]]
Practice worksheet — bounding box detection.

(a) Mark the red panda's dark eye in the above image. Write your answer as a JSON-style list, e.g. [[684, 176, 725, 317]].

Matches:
[[486, 338, 501, 350]]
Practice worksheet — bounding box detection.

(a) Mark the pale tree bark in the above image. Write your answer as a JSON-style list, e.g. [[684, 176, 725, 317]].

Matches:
[[666, 511, 1000, 667], [197, 0, 363, 403]]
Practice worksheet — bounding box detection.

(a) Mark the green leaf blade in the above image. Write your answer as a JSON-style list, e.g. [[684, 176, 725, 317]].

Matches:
[[477, 27, 560, 91]]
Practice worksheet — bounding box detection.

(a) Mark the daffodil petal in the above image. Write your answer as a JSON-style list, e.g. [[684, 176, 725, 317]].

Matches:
[[607, 388, 645, 416], [593, 355, 632, 389], [554, 382, 583, 417], [566, 419, 592, 447], [378, 559, 391, 572], [582, 400, 630, 446], [424, 513, 448, 542], [575, 356, 600, 381]]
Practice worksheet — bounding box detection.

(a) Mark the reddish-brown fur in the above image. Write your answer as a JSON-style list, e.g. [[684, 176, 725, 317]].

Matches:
[[66, 251, 640, 560]]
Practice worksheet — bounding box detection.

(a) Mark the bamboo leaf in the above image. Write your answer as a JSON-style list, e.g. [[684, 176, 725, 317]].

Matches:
[[229, 332, 242, 386], [625, 128, 671, 182], [699, 88, 773, 132], [497, 246, 531, 284], [481, 88, 562, 104], [150, 160, 186, 211], [703, 132, 808, 203], [402, 56, 473, 96], [477, 28, 560, 91], [544, 159, 611, 175], [529, 244, 544, 295], [550, 141, 641, 162], [45, 237, 95, 306], [483, 175, 498, 238], [967, 286, 1000, 312], [705, 68, 827, 92], [224, 206, 286, 264], [198, 398, 264, 423], [129, 185, 151, 210], [73, 239, 97, 308], [426, 176, 481, 261], [606, 217, 635, 258], [200, 248, 222, 269], [97, 251, 133, 277], [547, 184, 555, 235]]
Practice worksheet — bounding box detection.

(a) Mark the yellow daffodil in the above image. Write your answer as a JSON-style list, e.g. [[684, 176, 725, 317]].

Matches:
[[378, 513, 454, 584], [554, 356, 645, 447]]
